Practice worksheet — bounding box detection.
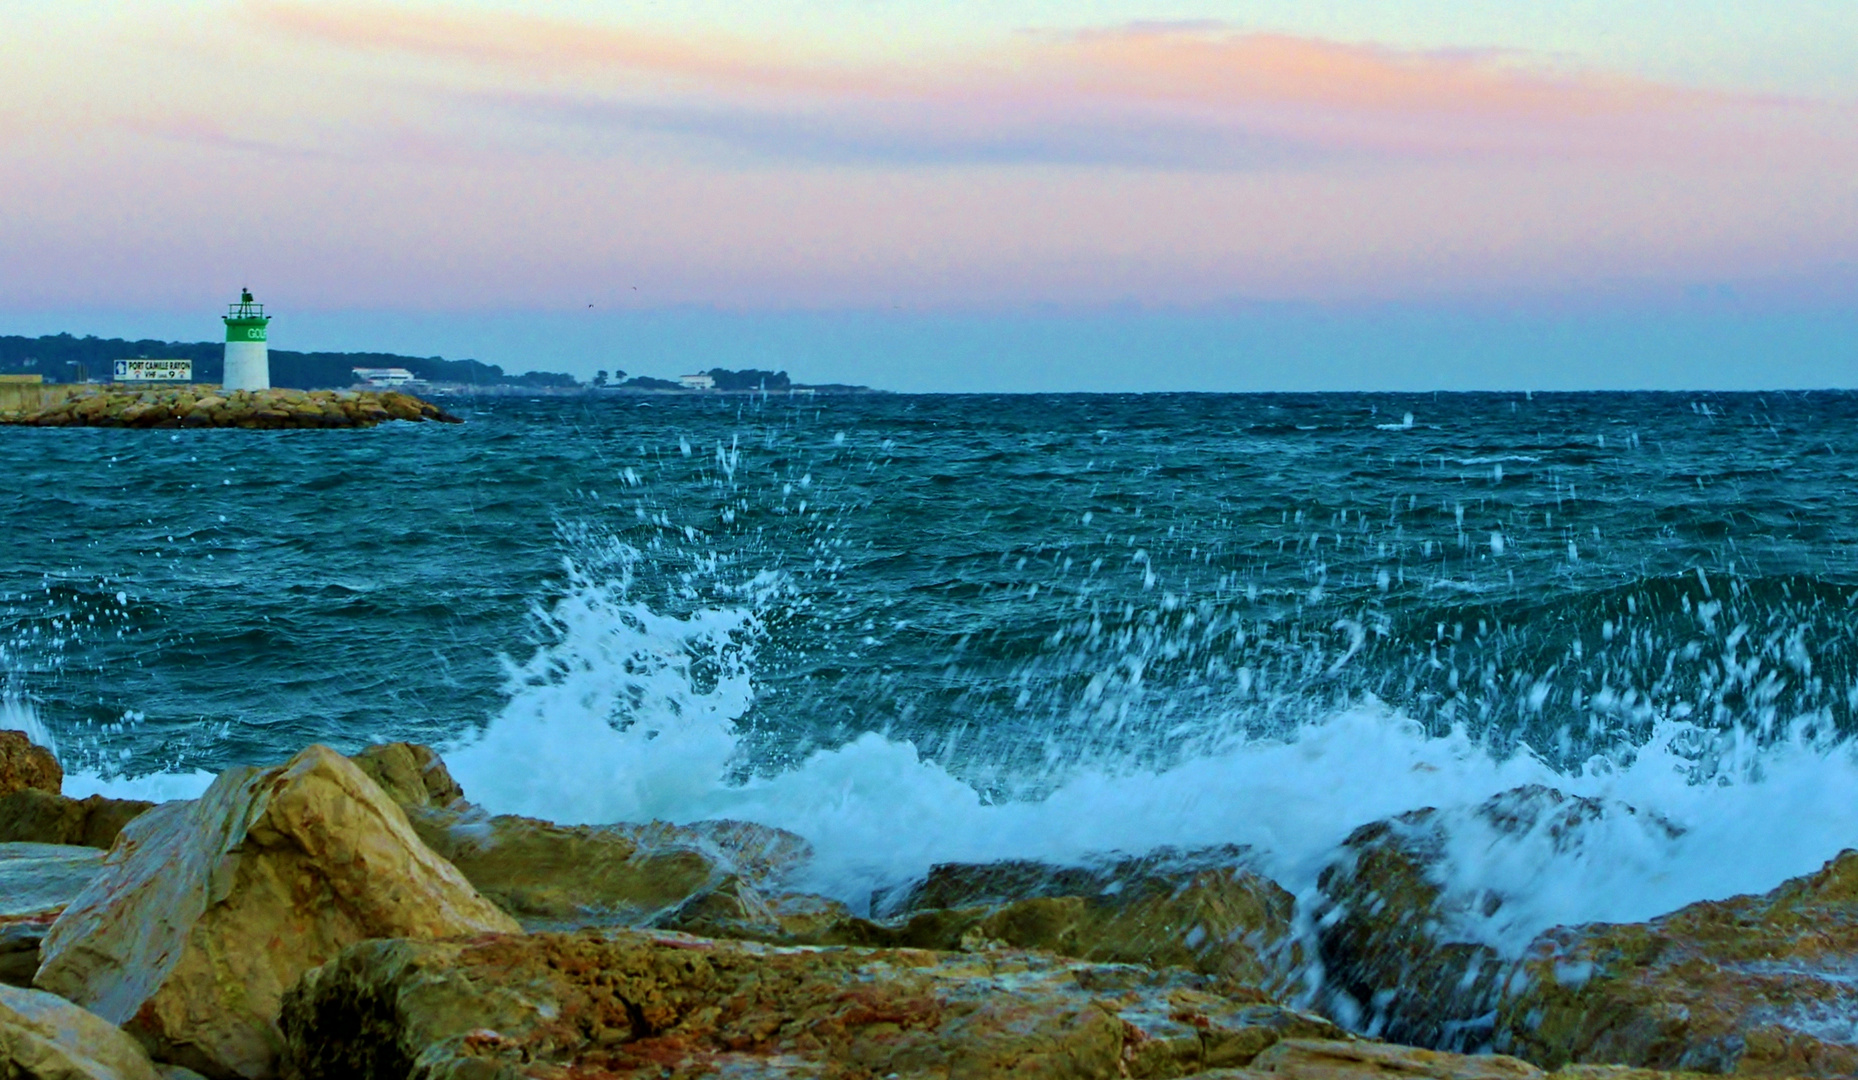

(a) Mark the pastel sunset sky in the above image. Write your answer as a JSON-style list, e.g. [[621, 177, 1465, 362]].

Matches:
[[4, 1, 1854, 390]]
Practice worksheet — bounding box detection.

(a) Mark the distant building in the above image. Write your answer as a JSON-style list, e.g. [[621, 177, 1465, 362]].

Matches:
[[677, 374, 716, 390], [352, 367, 418, 388]]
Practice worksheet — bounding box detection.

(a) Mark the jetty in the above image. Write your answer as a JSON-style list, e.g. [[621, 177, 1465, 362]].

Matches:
[[0, 382, 461, 429]]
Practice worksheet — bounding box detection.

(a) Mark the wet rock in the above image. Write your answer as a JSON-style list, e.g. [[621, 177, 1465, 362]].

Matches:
[[1492, 848, 1858, 1077], [1204, 1037, 1545, 1078], [1545, 1063, 1716, 1070], [402, 804, 808, 930], [0, 843, 105, 986], [280, 928, 1347, 1080], [1313, 785, 1679, 1048], [0, 789, 155, 849], [834, 845, 1301, 992], [34, 745, 518, 1079], [346, 742, 464, 810], [0, 983, 165, 1080], [658, 878, 855, 944], [0, 731, 60, 798]]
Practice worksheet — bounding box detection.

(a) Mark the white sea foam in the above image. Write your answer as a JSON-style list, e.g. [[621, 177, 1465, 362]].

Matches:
[[62, 768, 216, 803], [440, 546, 1858, 964], [15, 539, 1855, 987]]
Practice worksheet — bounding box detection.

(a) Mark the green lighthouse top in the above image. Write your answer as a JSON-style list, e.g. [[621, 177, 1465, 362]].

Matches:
[[223, 287, 270, 342]]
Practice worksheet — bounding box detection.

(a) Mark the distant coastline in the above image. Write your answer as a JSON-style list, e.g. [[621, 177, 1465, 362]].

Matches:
[[0, 333, 874, 396]]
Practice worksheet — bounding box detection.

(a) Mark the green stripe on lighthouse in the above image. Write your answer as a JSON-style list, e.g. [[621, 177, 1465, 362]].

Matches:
[[224, 318, 268, 342]]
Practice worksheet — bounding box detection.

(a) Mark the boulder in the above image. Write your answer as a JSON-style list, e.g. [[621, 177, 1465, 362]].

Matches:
[[34, 745, 519, 1079], [402, 803, 810, 930], [349, 742, 812, 931], [1203, 1037, 1545, 1078], [0, 983, 165, 1080], [658, 877, 855, 944], [824, 845, 1300, 993], [0, 843, 105, 986], [1313, 786, 1679, 1048], [346, 743, 463, 810], [1492, 848, 1858, 1077], [0, 731, 60, 798], [0, 789, 155, 850], [280, 928, 1348, 1080]]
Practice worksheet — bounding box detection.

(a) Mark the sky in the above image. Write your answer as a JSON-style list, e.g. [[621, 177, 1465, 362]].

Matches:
[[2, 1, 1854, 390]]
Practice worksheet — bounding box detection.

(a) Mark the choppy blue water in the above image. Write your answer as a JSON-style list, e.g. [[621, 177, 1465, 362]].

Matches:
[[5, 391, 1858, 958]]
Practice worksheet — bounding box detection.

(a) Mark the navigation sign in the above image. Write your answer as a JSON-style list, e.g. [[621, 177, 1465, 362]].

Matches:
[[114, 359, 192, 383]]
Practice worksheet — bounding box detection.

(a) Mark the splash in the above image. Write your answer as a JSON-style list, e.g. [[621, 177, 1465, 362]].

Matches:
[[0, 691, 213, 802], [443, 540, 1858, 964]]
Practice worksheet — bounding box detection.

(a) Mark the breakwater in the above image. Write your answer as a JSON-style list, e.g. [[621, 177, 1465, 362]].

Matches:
[[0, 385, 461, 428]]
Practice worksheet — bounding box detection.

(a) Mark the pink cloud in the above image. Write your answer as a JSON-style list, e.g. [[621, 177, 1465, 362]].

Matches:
[[242, 2, 1829, 169], [2, 4, 1850, 314]]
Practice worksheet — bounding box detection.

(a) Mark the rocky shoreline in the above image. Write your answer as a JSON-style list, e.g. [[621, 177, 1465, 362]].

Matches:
[[0, 730, 1850, 1079], [0, 386, 462, 429]]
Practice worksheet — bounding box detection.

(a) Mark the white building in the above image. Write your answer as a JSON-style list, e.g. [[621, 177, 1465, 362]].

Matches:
[[352, 367, 418, 388], [678, 374, 716, 390]]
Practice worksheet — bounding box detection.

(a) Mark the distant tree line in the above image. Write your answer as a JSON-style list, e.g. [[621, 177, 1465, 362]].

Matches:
[[1, 334, 846, 394], [0, 334, 578, 389], [591, 367, 791, 391], [705, 368, 790, 391]]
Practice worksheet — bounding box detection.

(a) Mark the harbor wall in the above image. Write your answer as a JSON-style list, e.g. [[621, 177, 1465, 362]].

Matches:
[[0, 381, 76, 416]]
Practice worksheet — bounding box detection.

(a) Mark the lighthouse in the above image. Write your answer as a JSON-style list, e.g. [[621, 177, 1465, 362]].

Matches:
[[221, 288, 271, 391]]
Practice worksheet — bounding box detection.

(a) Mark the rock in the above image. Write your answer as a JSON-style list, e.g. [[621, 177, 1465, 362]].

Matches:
[[346, 743, 463, 810], [280, 928, 1348, 1080], [1492, 848, 1858, 1077], [1545, 1070, 1723, 1080], [1313, 785, 1679, 1048], [850, 845, 1301, 992], [0, 731, 61, 798], [0, 983, 164, 1080], [34, 745, 519, 1079], [1205, 1037, 1545, 1078], [402, 804, 808, 930], [0, 789, 155, 849], [0, 843, 105, 986], [658, 878, 855, 945]]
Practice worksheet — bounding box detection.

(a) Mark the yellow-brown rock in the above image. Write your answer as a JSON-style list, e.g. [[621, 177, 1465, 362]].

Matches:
[[0, 789, 154, 850], [1201, 1038, 1545, 1078], [1314, 785, 1680, 1049], [1493, 848, 1858, 1077], [0, 983, 165, 1080], [345, 742, 464, 811], [0, 731, 60, 799], [33, 745, 518, 1079], [280, 928, 1348, 1079], [0, 387, 460, 429], [817, 846, 1301, 993], [402, 804, 808, 930]]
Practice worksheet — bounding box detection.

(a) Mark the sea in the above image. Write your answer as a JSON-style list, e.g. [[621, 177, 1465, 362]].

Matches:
[[4, 390, 1857, 985]]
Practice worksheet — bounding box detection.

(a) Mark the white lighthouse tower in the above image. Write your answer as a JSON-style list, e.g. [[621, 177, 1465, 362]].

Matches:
[[221, 288, 271, 391]]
